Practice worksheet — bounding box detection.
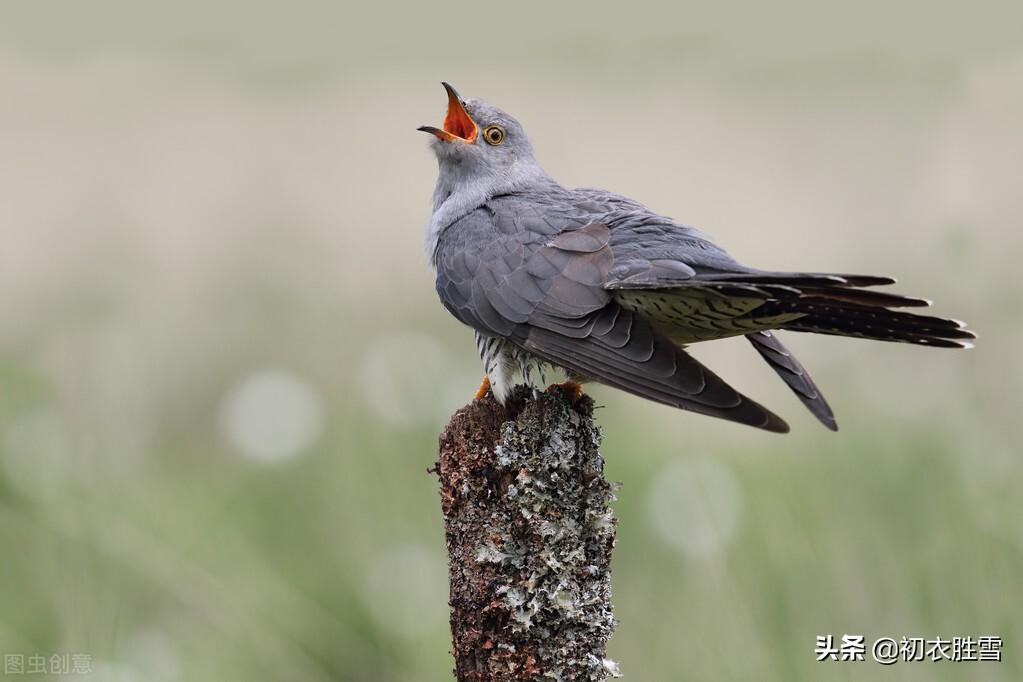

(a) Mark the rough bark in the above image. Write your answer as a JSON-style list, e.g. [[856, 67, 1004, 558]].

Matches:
[[436, 386, 619, 682]]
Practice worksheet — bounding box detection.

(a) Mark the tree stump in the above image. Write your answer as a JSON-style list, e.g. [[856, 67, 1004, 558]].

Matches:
[[436, 386, 620, 681]]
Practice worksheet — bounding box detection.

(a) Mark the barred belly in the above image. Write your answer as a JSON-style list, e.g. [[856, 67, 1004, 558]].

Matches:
[[474, 332, 557, 403]]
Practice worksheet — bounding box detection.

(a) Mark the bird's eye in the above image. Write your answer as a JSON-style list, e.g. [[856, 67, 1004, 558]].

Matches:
[[483, 126, 505, 146]]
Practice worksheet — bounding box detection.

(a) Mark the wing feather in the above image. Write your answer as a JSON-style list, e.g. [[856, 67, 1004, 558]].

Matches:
[[523, 316, 789, 432], [435, 204, 790, 432]]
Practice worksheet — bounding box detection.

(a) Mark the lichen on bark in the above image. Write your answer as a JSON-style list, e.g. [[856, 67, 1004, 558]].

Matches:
[[436, 386, 619, 682]]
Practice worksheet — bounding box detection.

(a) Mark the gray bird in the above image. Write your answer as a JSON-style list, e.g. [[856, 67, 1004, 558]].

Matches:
[[419, 83, 975, 432]]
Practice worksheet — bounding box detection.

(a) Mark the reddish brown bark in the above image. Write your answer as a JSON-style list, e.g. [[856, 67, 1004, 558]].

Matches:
[[436, 387, 619, 681]]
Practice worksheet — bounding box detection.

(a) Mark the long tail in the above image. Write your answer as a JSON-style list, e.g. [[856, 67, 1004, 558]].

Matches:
[[613, 270, 973, 430], [755, 297, 975, 348], [694, 271, 976, 348]]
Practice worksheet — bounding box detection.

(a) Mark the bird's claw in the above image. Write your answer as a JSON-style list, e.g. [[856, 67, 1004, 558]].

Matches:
[[473, 376, 491, 401], [546, 380, 585, 403]]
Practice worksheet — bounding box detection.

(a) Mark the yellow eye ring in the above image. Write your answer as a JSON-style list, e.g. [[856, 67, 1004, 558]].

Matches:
[[483, 125, 505, 145]]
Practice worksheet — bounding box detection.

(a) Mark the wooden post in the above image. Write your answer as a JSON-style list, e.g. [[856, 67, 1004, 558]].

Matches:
[[435, 386, 620, 681]]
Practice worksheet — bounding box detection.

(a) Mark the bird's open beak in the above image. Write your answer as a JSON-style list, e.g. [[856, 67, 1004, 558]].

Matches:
[[417, 82, 478, 144]]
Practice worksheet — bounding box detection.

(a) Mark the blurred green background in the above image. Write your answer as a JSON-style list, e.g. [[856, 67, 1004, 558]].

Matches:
[[1, 1, 1021, 680]]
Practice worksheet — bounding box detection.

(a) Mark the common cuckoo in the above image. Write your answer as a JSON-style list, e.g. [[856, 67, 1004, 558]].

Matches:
[[418, 83, 974, 432]]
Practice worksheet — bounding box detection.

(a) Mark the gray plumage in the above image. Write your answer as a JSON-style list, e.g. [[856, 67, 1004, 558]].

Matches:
[[420, 83, 975, 433]]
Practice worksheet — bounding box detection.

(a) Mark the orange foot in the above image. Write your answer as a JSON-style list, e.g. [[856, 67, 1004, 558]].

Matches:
[[473, 376, 491, 401], [547, 380, 584, 402]]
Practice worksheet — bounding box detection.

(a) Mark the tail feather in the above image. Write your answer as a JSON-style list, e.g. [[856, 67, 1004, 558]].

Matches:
[[696, 271, 896, 287], [756, 299, 975, 348], [694, 271, 977, 348], [795, 289, 931, 309], [746, 331, 838, 431]]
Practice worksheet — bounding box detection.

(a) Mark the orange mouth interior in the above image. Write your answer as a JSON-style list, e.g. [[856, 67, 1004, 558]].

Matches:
[[444, 94, 477, 142]]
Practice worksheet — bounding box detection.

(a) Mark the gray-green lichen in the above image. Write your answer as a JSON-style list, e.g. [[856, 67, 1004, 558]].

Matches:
[[438, 387, 620, 681]]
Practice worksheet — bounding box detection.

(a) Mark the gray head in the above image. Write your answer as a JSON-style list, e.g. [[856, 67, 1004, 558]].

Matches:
[[419, 83, 552, 215]]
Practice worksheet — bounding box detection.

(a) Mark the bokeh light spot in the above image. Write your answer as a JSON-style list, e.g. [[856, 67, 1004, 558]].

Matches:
[[220, 369, 324, 463]]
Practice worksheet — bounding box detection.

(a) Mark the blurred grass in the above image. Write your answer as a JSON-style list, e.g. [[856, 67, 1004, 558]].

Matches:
[[1, 1, 1021, 680]]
